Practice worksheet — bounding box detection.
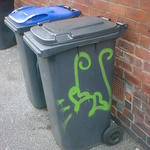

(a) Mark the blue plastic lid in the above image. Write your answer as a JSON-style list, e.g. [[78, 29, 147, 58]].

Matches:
[[8, 5, 81, 27]]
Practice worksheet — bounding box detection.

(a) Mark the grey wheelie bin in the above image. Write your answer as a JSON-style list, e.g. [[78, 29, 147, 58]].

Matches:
[[4, 5, 81, 109], [23, 16, 128, 149], [0, 0, 16, 50]]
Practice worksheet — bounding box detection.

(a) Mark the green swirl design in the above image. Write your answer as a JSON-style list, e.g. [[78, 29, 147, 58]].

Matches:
[[57, 48, 113, 128], [68, 52, 92, 113], [98, 48, 113, 111]]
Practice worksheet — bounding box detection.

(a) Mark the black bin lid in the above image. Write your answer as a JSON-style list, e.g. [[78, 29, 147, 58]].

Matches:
[[24, 16, 128, 57]]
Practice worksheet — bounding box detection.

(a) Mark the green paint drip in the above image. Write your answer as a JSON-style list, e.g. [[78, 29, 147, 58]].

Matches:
[[57, 99, 64, 106], [64, 114, 72, 129], [62, 105, 71, 112]]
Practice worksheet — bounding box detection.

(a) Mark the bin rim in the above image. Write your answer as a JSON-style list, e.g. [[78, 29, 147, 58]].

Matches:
[[23, 16, 128, 58], [6, 5, 81, 29]]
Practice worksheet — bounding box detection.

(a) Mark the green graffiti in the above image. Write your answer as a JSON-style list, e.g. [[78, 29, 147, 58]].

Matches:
[[68, 52, 92, 114], [99, 48, 113, 110], [62, 105, 71, 113], [64, 113, 72, 129], [57, 48, 113, 128], [57, 99, 64, 106]]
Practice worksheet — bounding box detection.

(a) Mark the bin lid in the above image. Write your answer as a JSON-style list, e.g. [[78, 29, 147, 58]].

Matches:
[[8, 5, 81, 27], [24, 16, 128, 57]]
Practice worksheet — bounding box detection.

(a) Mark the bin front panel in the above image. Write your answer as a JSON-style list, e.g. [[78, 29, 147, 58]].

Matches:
[[38, 40, 115, 150]]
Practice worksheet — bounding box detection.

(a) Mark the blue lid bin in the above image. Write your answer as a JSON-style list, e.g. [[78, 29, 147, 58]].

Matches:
[[4, 5, 81, 109], [6, 5, 81, 32]]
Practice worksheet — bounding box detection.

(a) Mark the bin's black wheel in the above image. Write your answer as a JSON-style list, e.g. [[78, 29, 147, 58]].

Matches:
[[103, 126, 123, 146]]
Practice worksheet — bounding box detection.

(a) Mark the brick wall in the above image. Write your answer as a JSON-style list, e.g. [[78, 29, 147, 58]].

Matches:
[[14, 0, 150, 149]]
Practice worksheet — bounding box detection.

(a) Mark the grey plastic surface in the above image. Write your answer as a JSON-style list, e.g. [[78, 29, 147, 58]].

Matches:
[[0, 0, 16, 50], [23, 16, 127, 149], [24, 16, 127, 57], [15, 34, 46, 108], [5, 17, 31, 33], [5, 16, 46, 109], [37, 41, 115, 150]]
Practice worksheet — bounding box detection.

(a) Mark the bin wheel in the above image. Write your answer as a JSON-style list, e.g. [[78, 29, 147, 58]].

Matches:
[[103, 126, 123, 146]]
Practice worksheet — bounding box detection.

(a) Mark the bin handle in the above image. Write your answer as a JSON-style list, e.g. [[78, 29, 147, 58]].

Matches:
[[116, 22, 128, 28], [57, 5, 81, 17], [116, 22, 128, 34], [71, 8, 81, 17], [9, 13, 48, 24]]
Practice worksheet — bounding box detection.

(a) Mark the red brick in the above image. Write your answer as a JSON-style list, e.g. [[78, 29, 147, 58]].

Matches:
[[117, 17, 137, 32], [123, 61, 133, 72], [132, 57, 142, 68], [125, 71, 141, 86], [74, 0, 93, 6], [111, 105, 116, 115], [140, 35, 150, 50], [125, 7, 147, 23], [104, 12, 118, 22], [142, 103, 150, 116], [142, 83, 150, 96], [133, 67, 150, 85], [123, 30, 140, 44], [113, 66, 124, 78], [145, 115, 150, 128], [137, 24, 150, 37], [112, 77, 125, 101], [110, 0, 139, 8], [115, 47, 123, 57], [21, 0, 48, 6], [93, 0, 108, 11], [117, 111, 131, 127], [115, 57, 132, 72], [133, 105, 144, 118], [133, 96, 142, 108], [123, 108, 133, 121], [125, 91, 132, 102], [135, 46, 150, 61], [140, 0, 150, 12], [135, 114, 150, 136], [134, 87, 149, 104], [57, 0, 72, 6], [117, 38, 135, 54], [124, 52, 142, 68], [70, 2, 89, 15], [115, 57, 123, 67], [109, 2, 126, 17], [18, 0, 30, 6], [133, 67, 143, 80], [144, 61, 150, 73], [89, 8, 106, 16], [143, 72, 150, 85]]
